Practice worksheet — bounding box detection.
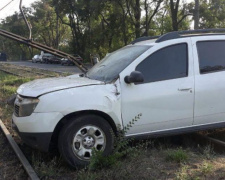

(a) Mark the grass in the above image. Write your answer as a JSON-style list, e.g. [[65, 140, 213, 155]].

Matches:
[[165, 148, 188, 163], [2, 77, 33, 86], [31, 152, 65, 177], [1, 66, 225, 179]]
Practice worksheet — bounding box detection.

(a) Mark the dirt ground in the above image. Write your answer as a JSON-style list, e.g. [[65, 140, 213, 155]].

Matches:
[[0, 130, 27, 180]]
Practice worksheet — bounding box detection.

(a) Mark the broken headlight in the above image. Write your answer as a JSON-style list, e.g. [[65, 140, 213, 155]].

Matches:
[[14, 95, 39, 117]]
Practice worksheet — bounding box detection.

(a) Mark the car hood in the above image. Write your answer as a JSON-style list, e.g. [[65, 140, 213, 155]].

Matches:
[[17, 74, 103, 97]]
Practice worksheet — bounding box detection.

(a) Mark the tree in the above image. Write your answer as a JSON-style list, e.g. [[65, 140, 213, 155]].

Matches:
[[198, 0, 225, 28], [169, 0, 192, 31], [31, 0, 70, 49], [125, 0, 142, 38], [143, 0, 163, 36], [0, 11, 32, 60]]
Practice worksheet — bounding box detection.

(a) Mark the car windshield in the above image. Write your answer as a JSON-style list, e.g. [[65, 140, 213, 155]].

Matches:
[[86, 45, 150, 83]]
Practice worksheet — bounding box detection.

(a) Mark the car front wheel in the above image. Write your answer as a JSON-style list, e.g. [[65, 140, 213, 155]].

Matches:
[[58, 114, 114, 168]]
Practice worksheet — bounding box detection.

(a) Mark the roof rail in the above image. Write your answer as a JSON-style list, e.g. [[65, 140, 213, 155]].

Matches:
[[131, 35, 160, 44], [131, 28, 225, 44], [155, 32, 180, 43], [156, 28, 225, 43]]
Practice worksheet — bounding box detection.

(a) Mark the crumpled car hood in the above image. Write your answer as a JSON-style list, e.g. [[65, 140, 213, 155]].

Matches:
[[17, 74, 103, 97]]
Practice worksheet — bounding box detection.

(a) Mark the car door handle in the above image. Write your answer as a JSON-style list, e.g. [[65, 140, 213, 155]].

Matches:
[[178, 88, 192, 91]]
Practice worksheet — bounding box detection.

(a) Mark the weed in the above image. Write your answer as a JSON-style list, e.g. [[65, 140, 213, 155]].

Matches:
[[202, 145, 215, 160], [88, 114, 142, 170], [200, 161, 213, 174], [31, 152, 64, 178], [166, 148, 188, 163], [77, 169, 98, 180], [175, 165, 189, 180]]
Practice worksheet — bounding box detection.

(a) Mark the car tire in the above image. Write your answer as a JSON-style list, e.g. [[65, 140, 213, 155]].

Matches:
[[58, 114, 114, 168]]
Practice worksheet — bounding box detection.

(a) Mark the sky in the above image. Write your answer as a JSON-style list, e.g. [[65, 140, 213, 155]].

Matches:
[[0, 0, 39, 20]]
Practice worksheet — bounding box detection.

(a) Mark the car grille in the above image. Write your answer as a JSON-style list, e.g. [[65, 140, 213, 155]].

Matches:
[[14, 104, 20, 117]]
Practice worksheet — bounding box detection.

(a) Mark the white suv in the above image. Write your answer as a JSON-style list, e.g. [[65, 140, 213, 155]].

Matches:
[[12, 29, 225, 167]]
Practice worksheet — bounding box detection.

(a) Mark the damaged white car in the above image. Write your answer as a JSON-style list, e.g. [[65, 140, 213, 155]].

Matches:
[[12, 30, 225, 167]]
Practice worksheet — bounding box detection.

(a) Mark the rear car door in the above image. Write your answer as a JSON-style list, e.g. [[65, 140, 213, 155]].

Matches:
[[192, 36, 225, 126]]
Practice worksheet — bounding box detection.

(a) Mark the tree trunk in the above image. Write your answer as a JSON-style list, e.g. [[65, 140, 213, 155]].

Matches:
[[194, 0, 199, 29], [144, 0, 149, 36], [169, 0, 180, 31], [134, 0, 141, 38]]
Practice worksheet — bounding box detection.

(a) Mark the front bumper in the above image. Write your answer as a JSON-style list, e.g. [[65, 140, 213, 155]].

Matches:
[[12, 112, 63, 152], [12, 122, 52, 152]]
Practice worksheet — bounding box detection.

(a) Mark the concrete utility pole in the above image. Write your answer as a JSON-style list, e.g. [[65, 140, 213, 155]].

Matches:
[[194, 0, 199, 29], [19, 0, 32, 39]]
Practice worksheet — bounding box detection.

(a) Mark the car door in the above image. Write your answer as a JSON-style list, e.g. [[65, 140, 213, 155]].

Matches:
[[119, 38, 194, 136], [192, 37, 225, 125]]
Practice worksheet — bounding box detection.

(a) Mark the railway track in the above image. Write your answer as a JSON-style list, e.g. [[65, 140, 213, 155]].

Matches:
[[192, 133, 225, 153], [10, 63, 72, 76], [0, 68, 25, 77], [0, 119, 39, 180], [0, 64, 64, 78]]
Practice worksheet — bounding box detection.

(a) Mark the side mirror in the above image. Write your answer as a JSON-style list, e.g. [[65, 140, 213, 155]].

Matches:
[[124, 71, 144, 84]]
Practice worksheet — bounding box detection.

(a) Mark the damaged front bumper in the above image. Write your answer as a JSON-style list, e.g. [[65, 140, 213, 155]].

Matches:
[[12, 120, 52, 152], [12, 112, 63, 152]]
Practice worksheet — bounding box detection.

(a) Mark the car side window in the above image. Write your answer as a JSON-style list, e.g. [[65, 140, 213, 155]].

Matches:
[[136, 43, 188, 84], [197, 41, 225, 74]]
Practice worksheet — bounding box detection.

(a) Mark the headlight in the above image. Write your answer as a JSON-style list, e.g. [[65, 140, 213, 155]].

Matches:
[[14, 95, 39, 117]]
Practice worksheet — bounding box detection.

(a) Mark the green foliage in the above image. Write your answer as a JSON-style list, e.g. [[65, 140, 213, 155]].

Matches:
[[199, 0, 225, 28], [165, 148, 188, 163], [88, 114, 142, 171]]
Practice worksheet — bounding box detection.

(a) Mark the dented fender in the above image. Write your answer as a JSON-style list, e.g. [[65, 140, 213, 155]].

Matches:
[[34, 80, 122, 128]]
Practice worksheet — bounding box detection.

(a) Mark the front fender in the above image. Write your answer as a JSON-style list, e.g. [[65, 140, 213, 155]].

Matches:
[[34, 83, 122, 127]]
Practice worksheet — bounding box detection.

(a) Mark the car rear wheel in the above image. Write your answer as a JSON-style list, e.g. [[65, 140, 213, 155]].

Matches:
[[58, 114, 114, 168]]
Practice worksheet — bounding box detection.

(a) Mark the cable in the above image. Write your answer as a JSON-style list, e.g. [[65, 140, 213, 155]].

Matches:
[[0, 0, 14, 11]]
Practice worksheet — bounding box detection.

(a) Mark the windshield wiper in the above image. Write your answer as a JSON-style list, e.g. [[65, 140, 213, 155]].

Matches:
[[79, 71, 89, 78], [79, 73, 85, 77]]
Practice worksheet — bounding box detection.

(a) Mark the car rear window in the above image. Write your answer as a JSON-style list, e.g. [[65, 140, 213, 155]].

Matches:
[[197, 41, 225, 74]]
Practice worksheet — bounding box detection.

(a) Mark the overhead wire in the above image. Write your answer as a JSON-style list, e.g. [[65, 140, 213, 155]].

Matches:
[[0, 0, 15, 11]]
